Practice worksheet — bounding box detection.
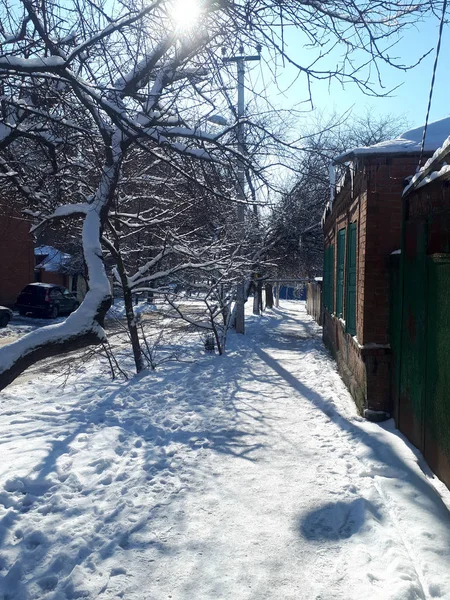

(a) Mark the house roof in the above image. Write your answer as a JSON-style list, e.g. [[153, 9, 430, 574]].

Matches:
[[403, 132, 450, 196], [35, 245, 72, 273], [333, 117, 450, 164]]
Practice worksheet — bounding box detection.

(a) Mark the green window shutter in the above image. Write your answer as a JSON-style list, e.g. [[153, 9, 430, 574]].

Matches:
[[323, 244, 334, 313], [336, 228, 346, 318], [323, 246, 329, 311], [329, 244, 334, 313], [346, 222, 357, 335]]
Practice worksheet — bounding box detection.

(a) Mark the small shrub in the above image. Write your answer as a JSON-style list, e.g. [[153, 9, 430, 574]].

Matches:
[[203, 333, 215, 353]]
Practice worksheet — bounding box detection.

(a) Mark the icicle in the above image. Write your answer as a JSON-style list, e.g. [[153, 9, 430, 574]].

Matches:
[[328, 162, 336, 208]]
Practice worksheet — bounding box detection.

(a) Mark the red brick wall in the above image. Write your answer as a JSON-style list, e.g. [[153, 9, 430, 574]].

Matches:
[[322, 153, 429, 415], [40, 271, 68, 287], [0, 200, 34, 306], [362, 155, 419, 345]]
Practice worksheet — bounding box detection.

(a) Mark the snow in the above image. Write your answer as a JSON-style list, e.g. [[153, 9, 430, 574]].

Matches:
[[52, 204, 89, 218], [35, 246, 72, 273], [329, 162, 336, 204], [106, 300, 156, 320], [334, 117, 450, 163], [0, 314, 66, 348], [0, 301, 450, 599], [404, 162, 450, 195], [0, 56, 66, 71]]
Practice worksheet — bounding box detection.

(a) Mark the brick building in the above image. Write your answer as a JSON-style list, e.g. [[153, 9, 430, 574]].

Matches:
[[321, 118, 450, 419], [35, 246, 87, 301], [0, 199, 34, 307]]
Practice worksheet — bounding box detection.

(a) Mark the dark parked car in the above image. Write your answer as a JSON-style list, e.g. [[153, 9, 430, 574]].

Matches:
[[0, 306, 13, 328], [16, 283, 79, 319]]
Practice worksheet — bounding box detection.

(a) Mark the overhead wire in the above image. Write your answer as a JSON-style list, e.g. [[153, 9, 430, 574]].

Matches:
[[419, 0, 448, 167]]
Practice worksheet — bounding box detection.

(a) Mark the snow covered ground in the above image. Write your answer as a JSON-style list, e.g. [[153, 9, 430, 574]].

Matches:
[[0, 301, 450, 600], [0, 315, 66, 347]]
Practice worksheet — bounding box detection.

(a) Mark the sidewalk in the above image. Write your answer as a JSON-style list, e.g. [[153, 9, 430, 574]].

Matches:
[[0, 301, 449, 599]]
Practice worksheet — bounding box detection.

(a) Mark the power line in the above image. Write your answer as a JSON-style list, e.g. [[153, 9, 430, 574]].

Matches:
[[419, 0, 448, 167]]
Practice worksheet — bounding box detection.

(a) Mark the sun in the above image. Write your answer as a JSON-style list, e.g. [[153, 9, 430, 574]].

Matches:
[[171, 0, 202, 32]]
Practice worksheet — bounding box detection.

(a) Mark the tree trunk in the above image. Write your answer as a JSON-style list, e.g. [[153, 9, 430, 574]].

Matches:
[[253, 280, 264, 314], [265, 283, 274, 309], [124, 286, 145, 373], [253, 285, 260, 315], [258, 281, 263, 313], [0, 202, 115, 390], [115, 253, 145, 374], [109, 276, 115, 304], [275, 283, 280, 307]]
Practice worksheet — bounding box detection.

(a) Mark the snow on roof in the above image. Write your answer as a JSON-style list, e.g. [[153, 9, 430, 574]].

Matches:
[[403, 133, 450, 195], [35, 245, 72, 273], [334, 117, 450, 164]]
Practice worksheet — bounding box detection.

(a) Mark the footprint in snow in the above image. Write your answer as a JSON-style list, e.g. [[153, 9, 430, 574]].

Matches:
[[37, 575, 58, 592], [25, 531, 46, 550], [90, 458, 111, 474]]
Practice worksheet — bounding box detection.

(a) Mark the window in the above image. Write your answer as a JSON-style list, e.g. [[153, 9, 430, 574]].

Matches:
[[346, 222, 357, 335], [336, 227, 346, 318], [323, 244, 335, 313], [50, 288, 63, 300]]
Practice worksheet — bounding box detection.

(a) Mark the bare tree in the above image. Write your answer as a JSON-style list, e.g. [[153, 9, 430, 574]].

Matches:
[[0, 0, 442, 388], [270, 110, 410, 278]]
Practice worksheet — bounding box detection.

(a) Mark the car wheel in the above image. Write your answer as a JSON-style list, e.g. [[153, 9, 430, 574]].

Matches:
[[0, 314, 9, 328], [49, 306, 58, 319]]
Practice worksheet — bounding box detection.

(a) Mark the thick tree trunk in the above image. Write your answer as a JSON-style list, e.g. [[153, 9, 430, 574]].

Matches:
[[0, 317, 107, 391], [253, 287, 260, 315], [253, 277, 263, 315], [275, 283, 280, 307], [0, 135, 123, 391], [0, 206, 113, 390], [265, 283, 274, 309]]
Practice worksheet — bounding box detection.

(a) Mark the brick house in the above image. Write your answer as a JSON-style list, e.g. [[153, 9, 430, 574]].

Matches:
[[35, 246, 87, 301], [0, 199, 34, 307], [321, 118, 450, 419]]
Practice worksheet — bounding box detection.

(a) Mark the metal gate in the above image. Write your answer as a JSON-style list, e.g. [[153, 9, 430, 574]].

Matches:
[[392, 214, 450, 488], [397, 220, 427, 453], [424, 254, 450, 485]]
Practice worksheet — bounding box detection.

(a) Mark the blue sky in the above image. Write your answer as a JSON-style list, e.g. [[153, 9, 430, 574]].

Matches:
[[246, 14, 450, 132]]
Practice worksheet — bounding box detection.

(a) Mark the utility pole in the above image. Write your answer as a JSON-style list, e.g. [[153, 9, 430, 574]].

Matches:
[[223, 44, 261, 334]]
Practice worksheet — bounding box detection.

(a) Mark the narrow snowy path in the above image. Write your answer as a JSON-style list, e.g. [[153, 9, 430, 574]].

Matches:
[[0, 302, 450, 600]]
